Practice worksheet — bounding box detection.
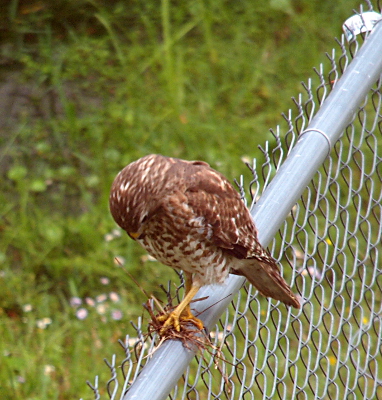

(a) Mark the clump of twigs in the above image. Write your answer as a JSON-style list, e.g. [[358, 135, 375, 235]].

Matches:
[[144, 295, 210, 352], [143, 296, 233, 393]]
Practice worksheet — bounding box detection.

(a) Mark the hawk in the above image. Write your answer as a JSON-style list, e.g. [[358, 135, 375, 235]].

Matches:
[[109, 154, 300, 332]]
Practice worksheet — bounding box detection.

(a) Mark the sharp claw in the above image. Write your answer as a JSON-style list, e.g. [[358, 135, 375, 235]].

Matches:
[[157, 310, 204, 334]]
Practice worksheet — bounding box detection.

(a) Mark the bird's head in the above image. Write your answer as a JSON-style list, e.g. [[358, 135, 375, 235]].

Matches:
[[109, 154, 173, 239]]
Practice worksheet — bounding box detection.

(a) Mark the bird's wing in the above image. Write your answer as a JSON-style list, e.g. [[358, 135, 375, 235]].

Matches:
[[182, 166, 262, 258], [182, 166, 300, 309]]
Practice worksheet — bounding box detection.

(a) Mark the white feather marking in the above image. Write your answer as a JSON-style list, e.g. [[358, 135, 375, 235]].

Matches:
[[189, 216, 204, 226], [140, 170, 149, 182], [119, 181, 130, 192]]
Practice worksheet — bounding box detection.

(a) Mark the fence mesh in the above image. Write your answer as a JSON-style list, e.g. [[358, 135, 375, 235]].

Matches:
[[84, 3, 382, 400]]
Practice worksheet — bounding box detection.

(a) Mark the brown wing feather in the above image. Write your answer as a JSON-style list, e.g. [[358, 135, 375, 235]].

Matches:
[[181, 164, 300, 309], [182, 164, 263, 258]]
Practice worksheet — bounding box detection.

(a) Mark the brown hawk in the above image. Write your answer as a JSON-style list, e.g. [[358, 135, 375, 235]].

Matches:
[[109, 154, 300, 332]]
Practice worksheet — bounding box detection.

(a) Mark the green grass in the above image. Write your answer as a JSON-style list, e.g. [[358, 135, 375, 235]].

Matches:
[[0, 0, 363, 398]]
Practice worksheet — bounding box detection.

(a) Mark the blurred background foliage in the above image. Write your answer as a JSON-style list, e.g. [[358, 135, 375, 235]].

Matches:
[[0, 0, 361, 398]]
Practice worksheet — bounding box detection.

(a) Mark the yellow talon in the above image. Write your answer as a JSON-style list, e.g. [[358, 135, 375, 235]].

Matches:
[[158, 306, 204, 333], [157, 273, 204, 334]]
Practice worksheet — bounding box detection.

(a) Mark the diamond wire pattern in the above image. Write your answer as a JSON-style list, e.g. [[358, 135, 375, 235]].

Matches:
[[84, 3, 382, 399]]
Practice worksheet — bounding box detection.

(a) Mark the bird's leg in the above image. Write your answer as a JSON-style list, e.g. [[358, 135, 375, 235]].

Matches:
[[178, 272, 196, 321], [158, 273, 204, 333]]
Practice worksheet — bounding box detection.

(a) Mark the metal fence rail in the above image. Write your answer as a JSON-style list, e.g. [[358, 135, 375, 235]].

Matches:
[[84, 3, 382, 399]]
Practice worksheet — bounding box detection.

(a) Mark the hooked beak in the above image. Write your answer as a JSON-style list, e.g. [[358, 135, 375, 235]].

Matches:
[[128, 231, 141, 240]]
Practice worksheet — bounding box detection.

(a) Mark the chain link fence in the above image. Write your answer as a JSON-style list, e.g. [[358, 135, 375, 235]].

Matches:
[[84, 2, 382, 399]]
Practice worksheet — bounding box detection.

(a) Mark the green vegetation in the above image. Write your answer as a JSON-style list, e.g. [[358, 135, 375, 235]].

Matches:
[[0, 0, 362, 398]]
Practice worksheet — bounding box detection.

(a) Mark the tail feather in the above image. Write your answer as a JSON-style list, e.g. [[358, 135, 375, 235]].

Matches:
[[232, 259, 301, 309]]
